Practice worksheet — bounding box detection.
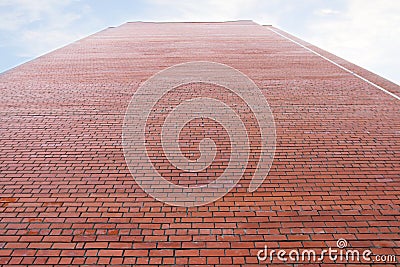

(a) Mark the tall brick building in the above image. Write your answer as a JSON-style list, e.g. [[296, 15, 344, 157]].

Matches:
[[0, 21, 399, 266]]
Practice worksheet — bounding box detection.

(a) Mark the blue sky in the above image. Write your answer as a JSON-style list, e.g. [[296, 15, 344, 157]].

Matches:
[[1, 0, 399, 84]]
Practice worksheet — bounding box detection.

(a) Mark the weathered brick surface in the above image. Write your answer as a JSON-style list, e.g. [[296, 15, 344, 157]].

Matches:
[[0, 21, 399, 266]]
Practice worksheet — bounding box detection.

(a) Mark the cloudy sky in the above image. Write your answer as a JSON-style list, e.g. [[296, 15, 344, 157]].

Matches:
[[0, 0, 399, 84]]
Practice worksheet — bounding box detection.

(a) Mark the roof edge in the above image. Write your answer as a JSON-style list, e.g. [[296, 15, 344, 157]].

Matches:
[[124, 20, 260, 25]]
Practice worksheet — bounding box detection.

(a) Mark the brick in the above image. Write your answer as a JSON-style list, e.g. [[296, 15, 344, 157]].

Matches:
[[84, 242, 109, 249], [0, 250, 12, 256], [35, 250, 61, 257], [98, 249, 123, 257], [124, 249, 149, 257], [175, 249, 200, 257]]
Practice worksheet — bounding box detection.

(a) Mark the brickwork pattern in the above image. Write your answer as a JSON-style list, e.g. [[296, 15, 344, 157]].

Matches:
[[0, 21, 399, 266]]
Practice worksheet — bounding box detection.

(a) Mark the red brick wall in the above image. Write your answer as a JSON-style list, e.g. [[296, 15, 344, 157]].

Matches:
[[0, 21, 399, 266]]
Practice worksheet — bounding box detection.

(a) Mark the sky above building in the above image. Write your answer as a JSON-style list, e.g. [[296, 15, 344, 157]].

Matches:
[[0, 0, 399, 85]]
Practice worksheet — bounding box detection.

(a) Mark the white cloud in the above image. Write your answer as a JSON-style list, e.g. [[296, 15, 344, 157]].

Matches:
[[0, 0, 88, 57], [17, 29, 80, 57], [0, 0, 75, 30], [315, 9, 340, 16], [307, 0, 400, 84], [145, 0, 277, 21]]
